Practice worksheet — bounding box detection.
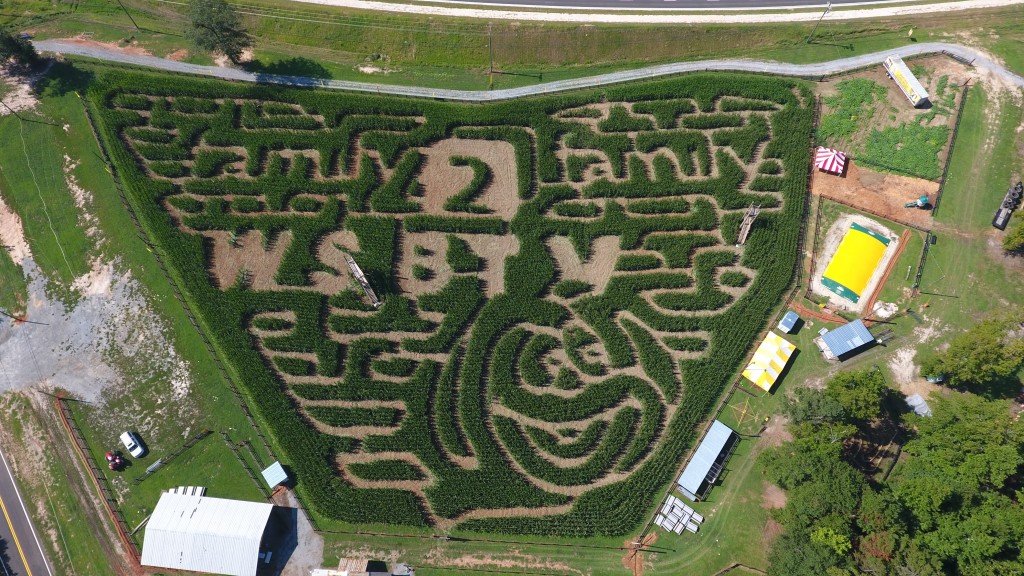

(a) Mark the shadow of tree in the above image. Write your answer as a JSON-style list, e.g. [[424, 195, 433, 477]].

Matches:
[[34, 61, 95, 97], [245, 57, 332, 80]]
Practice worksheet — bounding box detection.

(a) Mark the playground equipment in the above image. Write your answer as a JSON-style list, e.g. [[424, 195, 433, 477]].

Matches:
[[344, 253, 382, 308], [736, 204, 761, 246], [904, 195, 930, 209]]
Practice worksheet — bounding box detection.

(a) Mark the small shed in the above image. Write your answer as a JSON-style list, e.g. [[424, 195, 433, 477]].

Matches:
[[777, 311, 800, 334], [906, 394, 933, 417], [262, 461, 288, 488], [676, 420, 739, 502], [818, 320, 874, 360]]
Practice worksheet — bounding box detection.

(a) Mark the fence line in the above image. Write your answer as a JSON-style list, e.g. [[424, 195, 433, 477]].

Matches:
[[53, 395, 141, 563], [221, 432, 273, 499], [132, 429, 212, 484], [931, 83, 971, 217]]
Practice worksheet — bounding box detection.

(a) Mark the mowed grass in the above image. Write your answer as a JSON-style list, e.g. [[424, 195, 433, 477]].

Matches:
[[0, 393, 119, 576], [0, 62, 275, 564], [7, 1, 1024, 90], [0, 245, 28, 316], [918, 86, 1024, 326]]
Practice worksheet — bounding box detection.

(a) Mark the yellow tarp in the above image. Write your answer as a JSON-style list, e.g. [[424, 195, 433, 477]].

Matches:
[[742, 332, 796, 392], [822, 226, 889, 300]]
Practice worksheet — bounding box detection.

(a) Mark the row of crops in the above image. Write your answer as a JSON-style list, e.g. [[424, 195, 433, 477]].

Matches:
[[89, 67, 812, 537]]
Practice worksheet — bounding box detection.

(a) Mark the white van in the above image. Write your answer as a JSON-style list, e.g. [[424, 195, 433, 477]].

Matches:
[[120, 431, 145, 458]]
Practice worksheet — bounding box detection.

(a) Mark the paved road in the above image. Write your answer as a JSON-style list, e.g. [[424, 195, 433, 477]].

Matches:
[[35, 40, 1024, 101], [0, 449, 53, 576], [411, 0, 886, 10]]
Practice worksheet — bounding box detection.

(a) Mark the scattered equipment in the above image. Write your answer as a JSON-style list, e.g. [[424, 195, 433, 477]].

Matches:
[[904, 195, 930, 209], [653, 495, 705, 535], [344, 253, 381, 308], [883, 55, 930, 108], [814, 146, 847, 175], [736, 203, 761, 245], [993, 181, 1022, 231]]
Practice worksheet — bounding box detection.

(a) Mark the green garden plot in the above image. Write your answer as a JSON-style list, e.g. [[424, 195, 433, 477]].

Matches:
[[88, 70, 812, 537]]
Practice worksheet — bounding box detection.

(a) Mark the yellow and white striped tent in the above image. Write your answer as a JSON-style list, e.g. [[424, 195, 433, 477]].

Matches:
[[742, 332, 796, 392]]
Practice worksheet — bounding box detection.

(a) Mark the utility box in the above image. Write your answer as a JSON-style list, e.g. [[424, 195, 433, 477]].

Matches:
[[883, 56, 930, 108]]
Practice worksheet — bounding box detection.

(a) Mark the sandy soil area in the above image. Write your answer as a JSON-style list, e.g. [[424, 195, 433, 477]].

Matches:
[[810, 213, 900, 313], [419, 138, 521, 220], [811, 162, 937, 231], [0, 193, 31, 266]]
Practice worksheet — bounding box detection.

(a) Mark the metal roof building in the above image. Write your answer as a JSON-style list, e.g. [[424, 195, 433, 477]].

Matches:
[[141, 493, 274, 576], [778, 311, 800, 334], [820, 319, 875, 360], [676, 420, 739, 502]]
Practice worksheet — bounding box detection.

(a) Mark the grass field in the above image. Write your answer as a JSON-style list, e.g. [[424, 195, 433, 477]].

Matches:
[[0, 65, 276, 568], [0, 35, 1020, 575], [3, 1, 1024, 90]]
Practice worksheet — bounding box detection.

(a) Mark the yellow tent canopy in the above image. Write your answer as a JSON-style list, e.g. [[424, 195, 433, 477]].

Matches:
[[742, 332, 796, 392]]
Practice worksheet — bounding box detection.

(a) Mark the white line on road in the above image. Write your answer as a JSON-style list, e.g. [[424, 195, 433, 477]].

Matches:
[[0, 449, 54, 576]]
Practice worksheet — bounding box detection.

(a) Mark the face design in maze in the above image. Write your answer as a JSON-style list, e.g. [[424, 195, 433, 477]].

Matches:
[[112, 91, 791, 525]]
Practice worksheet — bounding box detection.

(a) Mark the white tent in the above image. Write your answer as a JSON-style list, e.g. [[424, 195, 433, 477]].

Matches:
[[742, 331, 796, 392], [141, 493, 273, 576]]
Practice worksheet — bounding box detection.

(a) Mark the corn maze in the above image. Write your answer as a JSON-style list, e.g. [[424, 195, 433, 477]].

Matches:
[[90, 71, 812, 537]]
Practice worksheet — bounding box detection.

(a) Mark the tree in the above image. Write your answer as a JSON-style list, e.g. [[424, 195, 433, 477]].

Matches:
[[1004, 221, 1024, 252], [919, 310, 1024, 394], [185, 0, 253, 64], [0, 30, 39, 70], [786, 386, 847, 424], [824, 368, 888, 421]]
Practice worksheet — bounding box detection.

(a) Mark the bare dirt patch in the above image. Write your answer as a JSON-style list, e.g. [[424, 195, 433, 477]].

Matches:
[[0, 191, 31, 265], [273, 488, 325, 576], [622, 531, 657, 576], [418, 138, 521, 219], [811, 163, 937, 231], [547, 235, 621, 294], [760, 518, 784, 549], [62, 35, 152, 57], [166, 49, 189, 61], [0, 68, 40, 117], [759, 415, 792, 448], [424, 546, 586, 575], [761, 482, 787, 510]]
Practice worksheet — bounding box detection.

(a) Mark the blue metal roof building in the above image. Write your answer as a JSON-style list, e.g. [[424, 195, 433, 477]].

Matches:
[[778, 311, 800, 334], [677, 420, 739, 502], [820, 319, 875, 359]]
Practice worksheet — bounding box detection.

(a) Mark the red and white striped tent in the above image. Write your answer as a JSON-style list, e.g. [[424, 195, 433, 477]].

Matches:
[[815, 147, 847, 175]]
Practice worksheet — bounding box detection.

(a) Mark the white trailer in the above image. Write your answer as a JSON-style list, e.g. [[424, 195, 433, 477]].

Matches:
[[883, 56, 930, 108]]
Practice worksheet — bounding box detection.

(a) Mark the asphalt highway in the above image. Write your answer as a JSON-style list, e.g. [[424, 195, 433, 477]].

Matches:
[[422, 0, 889, 10], [0, 450, 52, 576]]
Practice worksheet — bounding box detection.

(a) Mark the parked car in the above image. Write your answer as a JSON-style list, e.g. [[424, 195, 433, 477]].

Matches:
[[120, 431, 145, 458]]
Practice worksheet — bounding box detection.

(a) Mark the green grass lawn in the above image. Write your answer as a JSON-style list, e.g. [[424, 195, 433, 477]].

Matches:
[[7, 1, 1024, 90], [0, 394, 120, 576], [0, 244, 28, 316], [0, 61, 276, 567]]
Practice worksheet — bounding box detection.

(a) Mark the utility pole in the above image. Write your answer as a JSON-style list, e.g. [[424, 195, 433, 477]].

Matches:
[[488, 22, 494, 90], [805, 1, 832, 44], [115, 0, 141, 31]]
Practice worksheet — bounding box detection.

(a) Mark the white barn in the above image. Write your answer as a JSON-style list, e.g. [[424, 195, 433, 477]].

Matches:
[[141, 493, 274, 576]]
